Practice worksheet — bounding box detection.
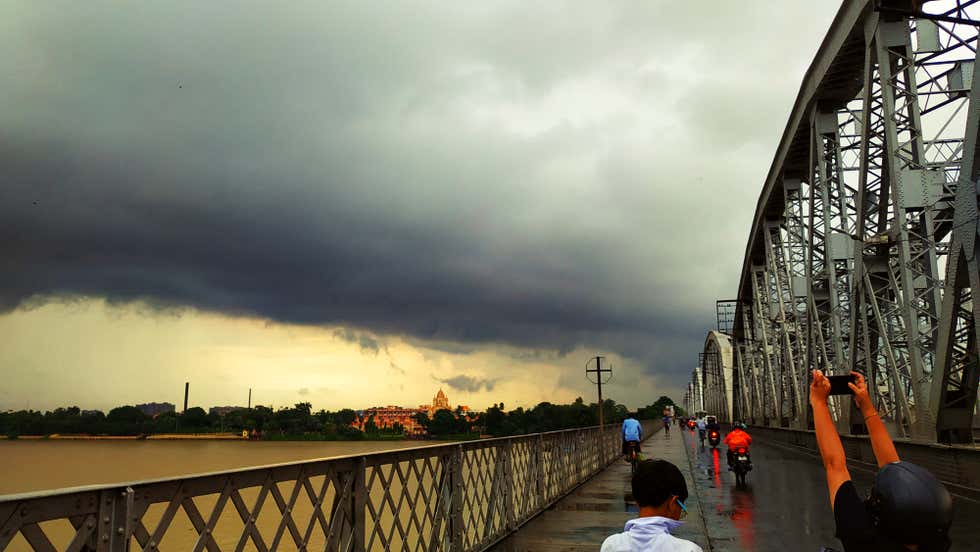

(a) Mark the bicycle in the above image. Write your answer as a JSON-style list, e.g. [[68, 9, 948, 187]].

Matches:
[[626, 440, 640, 474]]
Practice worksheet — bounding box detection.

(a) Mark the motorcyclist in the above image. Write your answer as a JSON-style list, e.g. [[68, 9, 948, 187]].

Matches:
[[705, 415, 720, 433], [723, 422, 752, 470]]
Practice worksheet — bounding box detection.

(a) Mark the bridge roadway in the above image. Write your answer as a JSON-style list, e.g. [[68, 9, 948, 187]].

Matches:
[[490, 426, 980, 552]]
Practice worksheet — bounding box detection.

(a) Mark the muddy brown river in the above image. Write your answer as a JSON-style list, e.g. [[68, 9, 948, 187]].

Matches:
[[0, 439, 447, 495]]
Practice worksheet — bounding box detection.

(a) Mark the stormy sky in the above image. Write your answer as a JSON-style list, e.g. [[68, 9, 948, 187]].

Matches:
[[0, 2, 840, 411]]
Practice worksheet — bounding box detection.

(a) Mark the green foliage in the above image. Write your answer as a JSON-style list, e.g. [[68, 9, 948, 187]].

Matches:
[[636, 396, 684, 420], [0, 403, 367, 439], [478, 397, 629, 437], [364, 416, 379, 434], [0, 394, 683, 441], [105, 406, 149, 435]]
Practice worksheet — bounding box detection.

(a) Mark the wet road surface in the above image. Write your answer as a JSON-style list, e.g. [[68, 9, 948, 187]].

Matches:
[[491, 426, 709, 551], [681, 428, 980, 551], [490, 425, 979, 551]]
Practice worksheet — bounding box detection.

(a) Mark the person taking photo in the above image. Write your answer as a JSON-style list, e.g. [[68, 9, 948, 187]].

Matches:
[[810, 369, 953, 551]]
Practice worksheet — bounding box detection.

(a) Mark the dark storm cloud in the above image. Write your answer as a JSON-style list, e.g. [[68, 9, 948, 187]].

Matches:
[[0, 2, 838, 388], [439, 375, 498, 394], [333, 329, 382, 356]]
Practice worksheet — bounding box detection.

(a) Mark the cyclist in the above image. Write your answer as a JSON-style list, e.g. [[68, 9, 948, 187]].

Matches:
[[695, 416, 707, 445], [723, 422, 752, 470], [622, 412, 642, 461], [810, 370, 953, 551], [662, 414, 671, 435]]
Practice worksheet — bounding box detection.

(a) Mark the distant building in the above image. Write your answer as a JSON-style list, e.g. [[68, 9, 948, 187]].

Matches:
[[419, 388, 469, 417], [353, 389, 471, 436], [209, 406, 245, 416], [135, 402, 175, 418], [354, 405, 426, 436]]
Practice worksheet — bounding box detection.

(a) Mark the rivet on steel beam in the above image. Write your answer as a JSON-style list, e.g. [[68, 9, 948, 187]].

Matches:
[[87, 520, 95, 528], [117, 527, 124, 535], [102, 535, 109, 542], [104, 516, 111, 523]]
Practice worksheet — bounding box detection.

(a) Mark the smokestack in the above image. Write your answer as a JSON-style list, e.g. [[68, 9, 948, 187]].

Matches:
[[248, 388, 252, 409], [183, 382, 189, 414]]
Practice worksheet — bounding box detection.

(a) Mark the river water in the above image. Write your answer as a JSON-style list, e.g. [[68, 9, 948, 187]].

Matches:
[[0, 439, 447, 495]]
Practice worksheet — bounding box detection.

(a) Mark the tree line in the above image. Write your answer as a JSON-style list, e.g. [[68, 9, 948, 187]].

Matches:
[[0, 396, 683, 439]]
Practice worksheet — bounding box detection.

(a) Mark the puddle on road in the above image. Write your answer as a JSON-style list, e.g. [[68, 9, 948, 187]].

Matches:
[[560, 502, 621, 511], [556, 491, 636, 512], [577, 491, 619, 500]]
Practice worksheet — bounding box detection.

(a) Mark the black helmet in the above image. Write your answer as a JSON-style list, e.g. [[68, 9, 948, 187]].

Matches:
[[867, 462, 952, 546]]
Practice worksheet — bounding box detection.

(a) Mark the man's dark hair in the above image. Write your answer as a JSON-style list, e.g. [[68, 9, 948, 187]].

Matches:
[[631, 459, 688, 508]]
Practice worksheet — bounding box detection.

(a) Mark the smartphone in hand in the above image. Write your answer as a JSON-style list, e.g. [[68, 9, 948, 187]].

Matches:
[[827, 374, 856, 395]]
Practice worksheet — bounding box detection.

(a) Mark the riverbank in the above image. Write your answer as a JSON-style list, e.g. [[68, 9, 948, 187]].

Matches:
[[7, 433, 246, 440], [2, 432, 477, 441]]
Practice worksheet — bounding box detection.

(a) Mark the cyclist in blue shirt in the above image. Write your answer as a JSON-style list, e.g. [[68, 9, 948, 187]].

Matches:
[[622, 413, 642, 457]]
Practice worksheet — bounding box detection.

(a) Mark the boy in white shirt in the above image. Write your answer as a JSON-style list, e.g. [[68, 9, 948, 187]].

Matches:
[[601, 460, 703, 552]]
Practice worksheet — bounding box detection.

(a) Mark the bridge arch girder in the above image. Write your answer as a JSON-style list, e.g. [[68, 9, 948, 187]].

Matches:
[[722, 0, 980, 443]]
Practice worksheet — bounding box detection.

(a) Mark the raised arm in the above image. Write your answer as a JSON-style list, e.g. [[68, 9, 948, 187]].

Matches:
[[849, 371, 899, 467], [810, 369, 851, 508]]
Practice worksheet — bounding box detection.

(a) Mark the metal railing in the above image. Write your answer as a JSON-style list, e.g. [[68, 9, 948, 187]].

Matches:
[[0, 421, 654, 551]]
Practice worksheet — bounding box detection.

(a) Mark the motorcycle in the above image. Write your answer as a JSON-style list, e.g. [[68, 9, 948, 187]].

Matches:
[[708, 429, 721, 448], [732, 447, 752, 487]]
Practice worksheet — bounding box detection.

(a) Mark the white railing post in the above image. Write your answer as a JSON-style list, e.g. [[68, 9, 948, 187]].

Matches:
[[504, 440, 516, 533], [351, 457, 366, 552], [95, 487, 132, 552], [451, 445, 464, 551]]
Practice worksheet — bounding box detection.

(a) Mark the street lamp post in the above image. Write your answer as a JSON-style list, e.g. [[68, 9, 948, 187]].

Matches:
[[586, 356, 613, 459]]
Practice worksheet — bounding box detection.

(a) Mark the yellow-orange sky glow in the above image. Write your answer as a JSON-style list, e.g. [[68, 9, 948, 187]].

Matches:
[[0, 298, 673, 413]]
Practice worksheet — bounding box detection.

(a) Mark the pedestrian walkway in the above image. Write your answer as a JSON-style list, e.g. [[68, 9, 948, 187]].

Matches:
[[490, 426, 709, 551]]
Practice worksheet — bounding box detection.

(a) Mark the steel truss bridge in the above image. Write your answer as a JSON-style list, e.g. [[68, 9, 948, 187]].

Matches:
[[687, 0, 980, 446]]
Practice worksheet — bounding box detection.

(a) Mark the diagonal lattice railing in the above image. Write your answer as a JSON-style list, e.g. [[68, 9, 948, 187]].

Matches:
[[0, 421, 654, 552]]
